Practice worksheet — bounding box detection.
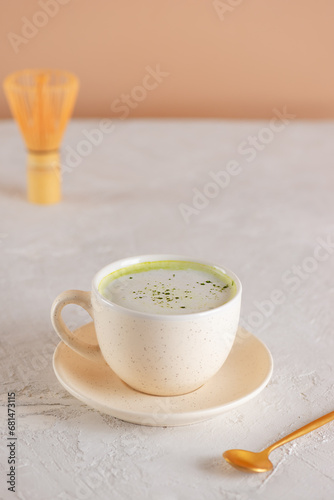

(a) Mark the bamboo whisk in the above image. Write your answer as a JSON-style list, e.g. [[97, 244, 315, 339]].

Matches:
[[3, 69, 79, 204]]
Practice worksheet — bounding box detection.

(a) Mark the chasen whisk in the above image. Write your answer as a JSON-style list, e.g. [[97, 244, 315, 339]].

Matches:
[[3, 69, 79, 204]]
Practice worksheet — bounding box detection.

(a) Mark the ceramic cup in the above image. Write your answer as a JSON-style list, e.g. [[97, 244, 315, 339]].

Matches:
[[51, 254, 242, 396]]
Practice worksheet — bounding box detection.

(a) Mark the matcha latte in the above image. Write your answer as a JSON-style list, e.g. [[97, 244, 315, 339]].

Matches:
[[98, 260, 237, 315], [52, 255, 242, 395]]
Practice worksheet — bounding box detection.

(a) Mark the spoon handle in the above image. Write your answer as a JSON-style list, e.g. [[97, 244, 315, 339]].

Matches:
[[266, 410, 334, 454]]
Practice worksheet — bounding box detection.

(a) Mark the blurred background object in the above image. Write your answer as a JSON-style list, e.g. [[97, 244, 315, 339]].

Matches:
[[3, 69, 79, 203], [0, 0, 333, 120]]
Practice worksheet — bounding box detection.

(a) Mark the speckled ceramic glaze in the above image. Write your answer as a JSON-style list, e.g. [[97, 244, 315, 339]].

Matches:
[[53, 323, 273, 426], [51, 254, 242, 396]]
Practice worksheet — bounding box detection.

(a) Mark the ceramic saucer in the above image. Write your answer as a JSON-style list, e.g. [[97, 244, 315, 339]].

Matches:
[[53, 323, 273, 426]]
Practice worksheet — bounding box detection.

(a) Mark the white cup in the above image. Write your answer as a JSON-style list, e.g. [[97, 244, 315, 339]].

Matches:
[[51, 255, 242, 396]]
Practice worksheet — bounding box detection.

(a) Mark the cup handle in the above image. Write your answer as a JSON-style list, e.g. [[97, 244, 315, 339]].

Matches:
[[51, 290, 104, 362]]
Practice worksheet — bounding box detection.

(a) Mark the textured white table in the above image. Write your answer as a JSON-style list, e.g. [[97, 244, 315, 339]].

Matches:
[[0, 118, 334, 500]]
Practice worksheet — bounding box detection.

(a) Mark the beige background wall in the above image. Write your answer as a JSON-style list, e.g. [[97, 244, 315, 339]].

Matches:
[[1, 0, 334, 119]]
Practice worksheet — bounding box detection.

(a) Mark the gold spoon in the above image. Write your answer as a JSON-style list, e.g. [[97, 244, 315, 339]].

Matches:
[[223, 410, 334, 473]]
